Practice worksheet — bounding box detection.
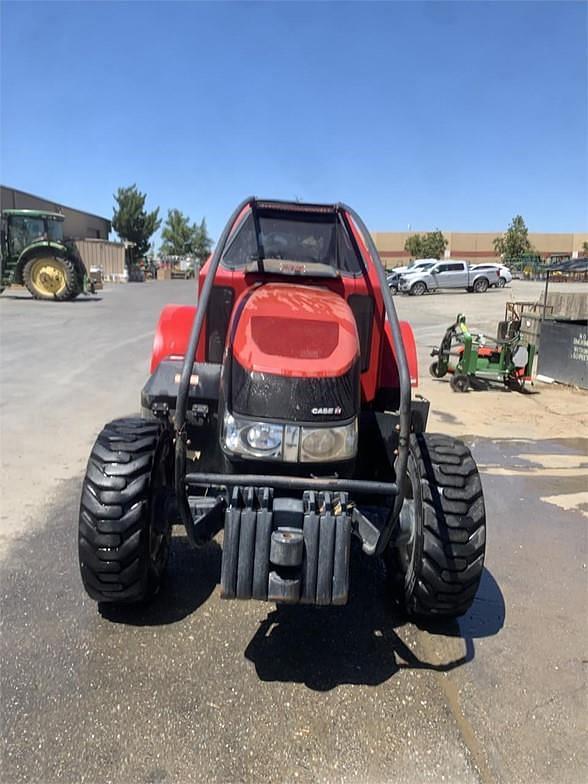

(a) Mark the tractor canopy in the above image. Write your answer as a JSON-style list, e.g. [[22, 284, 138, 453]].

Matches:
[[220, 201, 364, 277], [2, 210, 65, 256]]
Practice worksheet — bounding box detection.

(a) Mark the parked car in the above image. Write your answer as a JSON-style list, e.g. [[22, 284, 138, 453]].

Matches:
[[397, 260, 499, 295], [471, 263, 512, 288], [387, 259, 438, 292]]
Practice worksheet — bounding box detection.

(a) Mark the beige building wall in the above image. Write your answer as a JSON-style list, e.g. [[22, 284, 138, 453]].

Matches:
[[75, 239, 125, 279], [373, 229, 588, 268], [449, 232, 497, 255], [371, 231, 414, 254]]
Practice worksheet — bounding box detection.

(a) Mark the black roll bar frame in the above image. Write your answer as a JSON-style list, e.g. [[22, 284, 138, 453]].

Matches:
[[174, 198, 411, 555]]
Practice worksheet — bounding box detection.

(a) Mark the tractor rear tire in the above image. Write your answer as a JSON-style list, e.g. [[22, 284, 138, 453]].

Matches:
[[23, 255, 79, 301], [386, 433, 486, 619], [78, 417, 173, 605]]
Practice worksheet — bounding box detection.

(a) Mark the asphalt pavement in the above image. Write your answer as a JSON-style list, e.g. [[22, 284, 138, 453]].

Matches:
[[1, 280, 586, 784]]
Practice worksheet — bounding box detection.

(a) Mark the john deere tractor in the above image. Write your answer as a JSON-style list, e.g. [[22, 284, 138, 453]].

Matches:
[[1, 209, 92, 300]]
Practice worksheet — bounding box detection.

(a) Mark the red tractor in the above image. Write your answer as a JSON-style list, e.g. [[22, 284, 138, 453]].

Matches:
[[78, 199, 486, 619]]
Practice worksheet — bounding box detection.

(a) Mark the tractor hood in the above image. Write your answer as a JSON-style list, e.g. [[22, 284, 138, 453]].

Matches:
[[228, 283, 361, 423], [231, 283, 360, 379]]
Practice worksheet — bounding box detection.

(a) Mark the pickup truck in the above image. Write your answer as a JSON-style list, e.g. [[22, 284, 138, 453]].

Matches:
[[397, 260, 499, 296], [387, 258, 438, 292]]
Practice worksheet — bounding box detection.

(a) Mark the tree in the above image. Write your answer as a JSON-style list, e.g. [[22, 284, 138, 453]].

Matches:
[[112, 185, 161, 266], [192, 218, 213, 265], [493, 215, 533, 260], [582, 241, 588, 254], [159, 211, 213, 265], [160, 209, 195, 256], [404, 230, 448, 260], [404, 234, 424, 259]]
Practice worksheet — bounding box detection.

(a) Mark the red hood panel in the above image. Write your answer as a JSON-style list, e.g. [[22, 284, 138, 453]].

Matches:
[[232, 284, 360, 378]]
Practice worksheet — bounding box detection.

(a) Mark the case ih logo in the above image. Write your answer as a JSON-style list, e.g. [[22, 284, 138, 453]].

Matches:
[[311, 406, 342, 416]]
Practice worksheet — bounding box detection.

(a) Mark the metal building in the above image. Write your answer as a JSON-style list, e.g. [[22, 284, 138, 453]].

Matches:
[[1, 185, 111, 240]]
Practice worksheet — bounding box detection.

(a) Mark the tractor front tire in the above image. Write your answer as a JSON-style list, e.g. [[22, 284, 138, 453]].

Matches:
[[78, 417, 173, 605], [387, 433, 486, 619], [23, 255, 80, 301]]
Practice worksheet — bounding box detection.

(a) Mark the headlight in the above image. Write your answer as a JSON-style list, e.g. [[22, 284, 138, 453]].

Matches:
[[300, 420, 357, 462], [246, 423, 282, 452], [223, 414, 283, 460], [222, 414, 357, 463]]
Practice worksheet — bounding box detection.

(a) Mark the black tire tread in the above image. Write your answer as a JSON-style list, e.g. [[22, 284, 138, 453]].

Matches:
[[78, 417, 168, 604], [394, 433, 486, 618]]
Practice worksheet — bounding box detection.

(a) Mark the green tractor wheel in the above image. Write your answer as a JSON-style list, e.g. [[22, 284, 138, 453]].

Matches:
[[23, 255, 80, 301], [450, 373, 470, 393], [429, 361, 447, 379]]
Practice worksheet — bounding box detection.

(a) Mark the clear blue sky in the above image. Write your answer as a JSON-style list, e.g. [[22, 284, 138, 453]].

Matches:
[[1, 0, 586, 246]]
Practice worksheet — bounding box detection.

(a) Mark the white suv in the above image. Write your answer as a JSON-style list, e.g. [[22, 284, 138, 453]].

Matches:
[[471, 263, 512, 288]]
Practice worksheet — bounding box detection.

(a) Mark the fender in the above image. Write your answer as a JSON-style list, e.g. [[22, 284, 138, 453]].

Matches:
[[378, 320, 419, 391], [14, 241, 71, 284], [150, 304, 204, 373]]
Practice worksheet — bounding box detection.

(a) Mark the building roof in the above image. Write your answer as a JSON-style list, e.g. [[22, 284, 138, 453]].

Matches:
[[549, 257, 588, 273], [1, 185, 110, 225]]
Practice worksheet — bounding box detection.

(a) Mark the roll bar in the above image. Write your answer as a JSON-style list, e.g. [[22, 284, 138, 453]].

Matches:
[[174, 198, 411, 554]]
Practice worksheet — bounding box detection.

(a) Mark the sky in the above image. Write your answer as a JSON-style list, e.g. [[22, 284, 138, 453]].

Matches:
[[1, 0, 587, 247]]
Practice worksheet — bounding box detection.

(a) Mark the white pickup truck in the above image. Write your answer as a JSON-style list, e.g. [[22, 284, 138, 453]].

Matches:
[[397, 260, 499, 296], [386, 258, 438, 292]]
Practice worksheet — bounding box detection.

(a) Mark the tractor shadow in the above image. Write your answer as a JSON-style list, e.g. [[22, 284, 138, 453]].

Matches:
[[244, 547, 504, 691], [99, 533, 221, 626], [431, 376, 540, 395], [0, 291, 103, 303]]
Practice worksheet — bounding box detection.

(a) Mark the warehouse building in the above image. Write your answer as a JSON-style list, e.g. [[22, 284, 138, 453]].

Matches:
[[373, 230, 588, 267], [1, 185, 111, 240]]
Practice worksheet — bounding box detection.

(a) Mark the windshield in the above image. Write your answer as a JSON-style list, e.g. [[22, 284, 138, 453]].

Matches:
[[8, 216, 46, 255], [221, 210, 363, 275], [404, 262, 434, 273]]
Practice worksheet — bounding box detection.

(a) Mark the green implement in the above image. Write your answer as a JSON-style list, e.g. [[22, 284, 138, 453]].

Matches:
[[430, 313, 536, 393]]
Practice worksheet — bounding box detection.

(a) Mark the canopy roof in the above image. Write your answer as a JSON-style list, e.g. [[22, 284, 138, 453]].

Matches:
[[548, 257, 588, 273], [2, 208, 64, 221]]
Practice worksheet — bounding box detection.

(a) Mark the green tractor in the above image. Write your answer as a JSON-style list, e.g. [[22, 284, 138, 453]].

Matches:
[[1, 209, 93, 300]]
